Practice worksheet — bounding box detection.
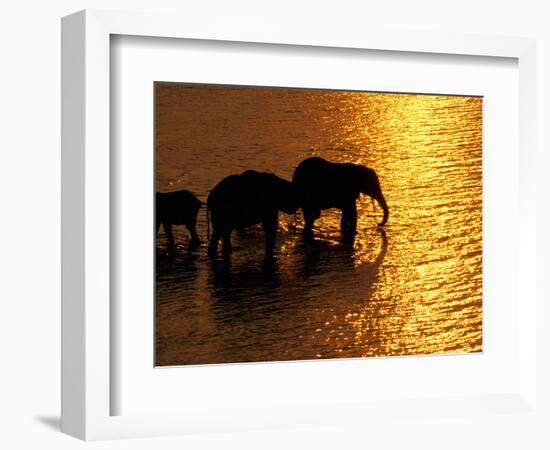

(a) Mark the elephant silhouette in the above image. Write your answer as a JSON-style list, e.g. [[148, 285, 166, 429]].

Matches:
[[156, 190, 203, 250], [292, 157, 389, 241], [207, 170, 298, 259]]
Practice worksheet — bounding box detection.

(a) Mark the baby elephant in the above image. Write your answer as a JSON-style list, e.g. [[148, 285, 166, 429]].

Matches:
[[207, 170, 298, 259], [156, 190, 203, 250]]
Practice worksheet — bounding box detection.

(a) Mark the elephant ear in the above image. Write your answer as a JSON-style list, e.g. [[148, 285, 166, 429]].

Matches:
[[354, 165, 374, 195], [271, 174, 298, 213], [356, 165, 383, 197], [338, 163, 363, 196]]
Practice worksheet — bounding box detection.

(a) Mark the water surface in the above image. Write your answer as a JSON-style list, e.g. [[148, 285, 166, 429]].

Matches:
[[155, 83, 482, 366]]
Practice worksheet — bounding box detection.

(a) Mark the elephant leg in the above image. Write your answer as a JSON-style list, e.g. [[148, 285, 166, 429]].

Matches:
[[186, 216, 200, 247], [208, 230, 221, 257], [348, 205, 357, 233], [302, 207, 319, 239], [262, 214, 278, 258], [221, 232, 232, 258], [340, 210, 348, 232], [163, 222, 175, 250], [341, 203, 357, 242]]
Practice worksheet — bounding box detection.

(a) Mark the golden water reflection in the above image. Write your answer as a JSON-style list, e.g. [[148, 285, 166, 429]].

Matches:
[[155, 84, 482, 366]]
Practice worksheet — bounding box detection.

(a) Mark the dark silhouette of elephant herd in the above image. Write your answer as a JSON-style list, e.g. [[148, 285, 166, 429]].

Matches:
[[156, 157, 389, 259]]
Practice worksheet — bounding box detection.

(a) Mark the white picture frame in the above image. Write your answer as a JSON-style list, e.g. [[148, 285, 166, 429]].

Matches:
[[61, 9, 539, 441]]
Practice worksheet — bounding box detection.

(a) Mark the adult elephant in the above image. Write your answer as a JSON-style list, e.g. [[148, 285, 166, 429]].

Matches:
[[292, 157, 389, 240], [207, 170, 298, 259]]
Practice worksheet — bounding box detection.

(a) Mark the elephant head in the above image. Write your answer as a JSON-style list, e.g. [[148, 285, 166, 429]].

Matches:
[[270, 175, 300, 214], [355, 165, 389, 226]]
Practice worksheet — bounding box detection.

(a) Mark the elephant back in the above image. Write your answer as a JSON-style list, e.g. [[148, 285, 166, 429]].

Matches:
[[292, 157, 350, 208]]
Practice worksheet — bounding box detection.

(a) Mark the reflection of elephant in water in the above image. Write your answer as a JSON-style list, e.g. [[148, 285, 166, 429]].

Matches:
[[207, 170, 298, 258], [156, 190, 203, 249], [292, 157, 389, 240]]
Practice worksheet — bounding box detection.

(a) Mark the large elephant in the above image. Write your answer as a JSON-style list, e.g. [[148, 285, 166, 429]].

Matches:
[[156, 190, 203, 249], [292, 157, 389, 240], [207, 170, 298, 258]]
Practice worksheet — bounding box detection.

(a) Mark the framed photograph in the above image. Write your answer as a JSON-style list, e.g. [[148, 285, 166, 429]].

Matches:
[[62, 9, 539, 441]]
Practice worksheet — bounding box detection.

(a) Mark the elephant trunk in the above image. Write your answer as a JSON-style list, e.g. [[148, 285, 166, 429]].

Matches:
[[376, 194, 389, 226]]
